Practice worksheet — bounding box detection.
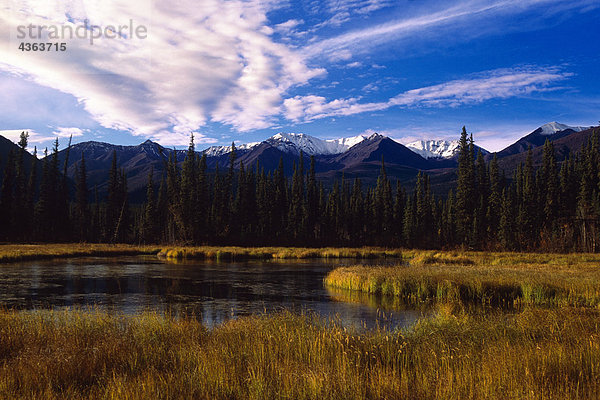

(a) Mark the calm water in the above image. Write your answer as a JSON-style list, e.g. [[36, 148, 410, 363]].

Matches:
[[0, 256, 422, 329]]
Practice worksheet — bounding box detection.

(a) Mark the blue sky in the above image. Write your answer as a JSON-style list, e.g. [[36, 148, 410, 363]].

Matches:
[[0, 0, 599, 152]]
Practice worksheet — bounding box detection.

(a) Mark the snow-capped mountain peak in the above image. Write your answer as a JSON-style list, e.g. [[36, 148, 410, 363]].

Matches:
[[539, 122, 588, 135], [266, 132, 368, 156], [405, 139, 461, 159], [202, 142, 260, 157]]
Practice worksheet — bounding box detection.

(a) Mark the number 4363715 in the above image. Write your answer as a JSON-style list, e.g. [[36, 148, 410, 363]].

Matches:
[[19, 42, 66, 51]]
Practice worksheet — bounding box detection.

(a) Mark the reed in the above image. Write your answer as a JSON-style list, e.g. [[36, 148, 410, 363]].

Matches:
[[325, 251, 600, 307], [157, 246, 403, 260], [0, 244, 160, 263], [0, 244, 402, 264], [0, 307, 598, 399]]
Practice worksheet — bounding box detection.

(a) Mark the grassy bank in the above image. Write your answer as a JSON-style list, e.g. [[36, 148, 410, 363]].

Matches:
[[0, 307, 598, 399], [0, 244, 401, 264], [325, 251, 600, 307], [0, 244, 160, 263], [157, 246, 403, 260]]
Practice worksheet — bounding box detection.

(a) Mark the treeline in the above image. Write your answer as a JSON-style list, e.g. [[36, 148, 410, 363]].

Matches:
[[1, 127, 599, 251]]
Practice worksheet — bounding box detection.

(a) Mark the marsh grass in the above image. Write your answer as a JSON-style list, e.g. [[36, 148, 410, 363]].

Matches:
[[0, 244, 402, 264], [0, 307, 598, 399], [0, 244, 160, 263], [325, 251, 600, 307], [157, 246, 403, 260]]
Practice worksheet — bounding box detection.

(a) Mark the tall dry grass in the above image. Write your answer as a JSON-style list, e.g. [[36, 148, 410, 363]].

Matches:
[[0, 244, 402, 264], [0, 244, 160, 263], [157, 246, 403, 260], [0, 307, 598, 399], [325, 251, 600, 307]]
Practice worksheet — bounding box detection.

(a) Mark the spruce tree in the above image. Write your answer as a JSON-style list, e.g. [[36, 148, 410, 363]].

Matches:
[[393, 180, 405, 244], [25, 147, 38, 240], [474, 150, 489, 246], [106, 151, 120, 240], [141, 168, 157, 243], [197, 154, 208, 239], [375, 157, 393, 242], [288, 153, 306, 240], [35, 148, 51, 241], [12, 132, 29, 239], [0, 150, 16, 239], [306, 156, 319, 242], [403, 196, 416, 247], [542, 140, 559, 232], [180, 135, 198, 241], [455, 127, 476, 245], [349, 178, 364, 243], [487, 154, 502, 242], [75, 153, 89, 241], [520, 148, 537, 247], [499, 188, 516, 250]]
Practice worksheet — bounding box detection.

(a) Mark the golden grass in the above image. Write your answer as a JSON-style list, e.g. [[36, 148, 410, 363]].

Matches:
[[0, 307, 598, 399], [0, 244, 160, 263], [0, 244, 402, 264], [157, 246, 403, 260], [325, 250, 600, 307]]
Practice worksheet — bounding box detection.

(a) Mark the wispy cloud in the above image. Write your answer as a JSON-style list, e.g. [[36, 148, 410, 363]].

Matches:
[[303, 0, 600, 60], [53, 127, 84, 138], [283, 66, 572, 122], [0, 129, 54, 151], [0, 0, 324, 145]]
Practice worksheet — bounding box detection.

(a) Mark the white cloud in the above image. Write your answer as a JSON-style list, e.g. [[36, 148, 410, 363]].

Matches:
[[0, 129, 55, 152], [304, 0, 600, 60], [0, 0, 324, 146], [274, 19, 304, 33], [53, 127, 84, 138], [283, 66, 572, 122], [346, 61, 363, 68], [313, 0, 393, 29]]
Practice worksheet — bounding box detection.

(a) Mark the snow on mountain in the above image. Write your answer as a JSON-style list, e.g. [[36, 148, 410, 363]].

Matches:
[[539, 122, 589, 135], [266, 132, 368, 156], [331, 134, 370, 150], [405, 139, 461, 159], [202, 142, 260, 157]]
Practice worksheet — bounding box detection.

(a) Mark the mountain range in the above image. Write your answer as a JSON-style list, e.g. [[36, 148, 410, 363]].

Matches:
[[0, 122, 595, 201]]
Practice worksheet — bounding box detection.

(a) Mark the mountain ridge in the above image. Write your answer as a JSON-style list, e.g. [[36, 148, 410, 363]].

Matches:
[[1, 121, 595, 200]]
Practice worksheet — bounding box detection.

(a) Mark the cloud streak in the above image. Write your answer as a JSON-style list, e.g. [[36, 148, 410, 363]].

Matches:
[[0, 0, 324, 145], [283, 66, 572, 122], [303, 0, 600, 60]]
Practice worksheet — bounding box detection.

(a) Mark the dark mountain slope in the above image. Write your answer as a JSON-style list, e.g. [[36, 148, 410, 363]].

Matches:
[[331, 134, 430, 170], [496, 126, 599, 173]]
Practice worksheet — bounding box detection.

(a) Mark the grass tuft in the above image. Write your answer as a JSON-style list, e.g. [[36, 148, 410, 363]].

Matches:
[[0, 308, 599, 399], [0, 244, 160, 263], [156, 246, 403, 261], [325, 251, 600, 307]]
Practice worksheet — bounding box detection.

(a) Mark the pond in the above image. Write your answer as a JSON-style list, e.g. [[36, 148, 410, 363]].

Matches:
[[0, 256, 422, 330]]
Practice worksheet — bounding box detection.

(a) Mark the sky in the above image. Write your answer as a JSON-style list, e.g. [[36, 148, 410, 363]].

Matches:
[[0, 0, 599, 153]]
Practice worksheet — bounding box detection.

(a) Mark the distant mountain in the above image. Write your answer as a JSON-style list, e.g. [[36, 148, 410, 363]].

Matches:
[[202, 132, 368, 159], [496, 126, 599, 172], [264, 132, 367, 156], [0, 135, 17, 162], [54, 139, 185, 201], [494, 122, 590, 159], [537, 122, 588, 135], [406, 139, 489, 159], [5, 122, 593, 203], [330, 133, 429, 169], [0, 134, 37, 182], [202, 142, 260, 157]]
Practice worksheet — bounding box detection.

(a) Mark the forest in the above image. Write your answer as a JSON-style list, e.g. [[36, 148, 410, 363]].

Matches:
[[0, 126, 599, 252]]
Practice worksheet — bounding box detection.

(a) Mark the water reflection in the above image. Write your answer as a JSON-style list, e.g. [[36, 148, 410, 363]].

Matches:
[[0, 256, 423, 329]]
